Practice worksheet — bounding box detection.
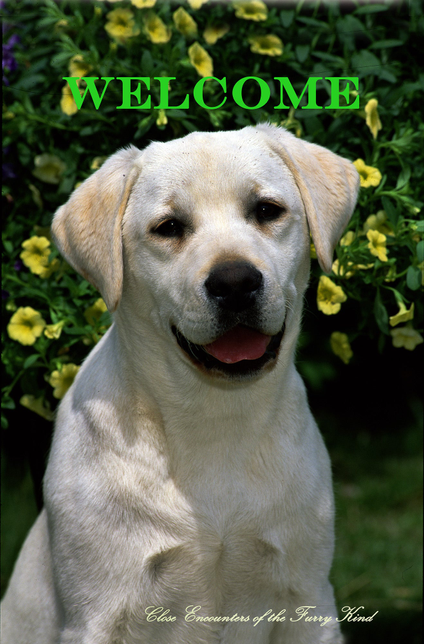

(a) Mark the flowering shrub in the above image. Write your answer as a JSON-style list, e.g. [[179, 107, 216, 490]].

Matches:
[[2, 0, 423, 428]]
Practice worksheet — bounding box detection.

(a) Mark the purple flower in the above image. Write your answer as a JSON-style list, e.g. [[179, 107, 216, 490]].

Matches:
[[2, 289, 10, 300], [2, 34, 20, 85], [14, 260, 23, 272]]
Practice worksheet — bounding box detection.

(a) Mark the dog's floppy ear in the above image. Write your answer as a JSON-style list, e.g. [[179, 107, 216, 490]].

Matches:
[[51, 146, 142, 312], [257, 124, 359, 273]]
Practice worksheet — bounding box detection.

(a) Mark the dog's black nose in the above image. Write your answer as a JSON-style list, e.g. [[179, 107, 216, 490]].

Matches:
[[205, 261, 263, 312]]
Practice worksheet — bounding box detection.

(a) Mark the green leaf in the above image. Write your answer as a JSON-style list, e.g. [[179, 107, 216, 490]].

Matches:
[[295, 45, 309, 63], [406, 266, 422, 291], [355, 4, 389, 13], [381, 197, 399, 227], [415, 222, 424, 233], [417, 241, 424, 263], [280, 10, 294, 28], [374, 290, 389, 335], [369, 40, 404, 49], [395, 166, 411, 191], [23, 354, 41, 369]]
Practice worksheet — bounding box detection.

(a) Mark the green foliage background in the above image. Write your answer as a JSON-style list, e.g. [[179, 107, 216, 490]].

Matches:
[[2, 0, 423, 639]]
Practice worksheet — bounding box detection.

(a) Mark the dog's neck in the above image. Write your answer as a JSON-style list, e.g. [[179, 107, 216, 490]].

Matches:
[[107, 314, 309, 489]]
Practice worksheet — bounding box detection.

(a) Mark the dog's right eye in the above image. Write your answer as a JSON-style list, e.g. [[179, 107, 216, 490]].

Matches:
[[153, 219, 185, 238]]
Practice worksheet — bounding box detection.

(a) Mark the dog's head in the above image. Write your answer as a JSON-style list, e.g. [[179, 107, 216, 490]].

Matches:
[[52, 125, 359, 379]]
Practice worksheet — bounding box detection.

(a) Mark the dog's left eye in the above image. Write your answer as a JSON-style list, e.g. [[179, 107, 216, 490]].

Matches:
[[153, 219, 185, 238], [256, 202, 285, 223]]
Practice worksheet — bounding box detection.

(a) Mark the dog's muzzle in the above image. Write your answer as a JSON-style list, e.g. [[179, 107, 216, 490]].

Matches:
[[172, 261, 285, 377]]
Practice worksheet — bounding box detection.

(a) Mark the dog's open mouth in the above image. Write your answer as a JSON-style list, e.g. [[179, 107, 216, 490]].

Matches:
[[172, 323, 285, 376]]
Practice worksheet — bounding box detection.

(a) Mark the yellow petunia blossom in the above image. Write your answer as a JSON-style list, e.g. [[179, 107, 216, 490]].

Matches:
[[330, 332, 353, 364], [365, 98, 382, 140], [143, 11, 172, 44], [84, 298, 108, 326], [20, 395, 54, 421], [131, 0, 156, 7], [363, 210, 393, 236], [188, 0, 208, 8], [105, 8, 140, 44], [353, 159, 382, 188], [156, 109, 168, 126], [32, 154, 66, 184], [7, 307, 46, 346], [49, 364, 80, 399], [317, 275, 347, 315], [188, 42, 213, 77], [340, 231, 356, 246], [44, 321, 66, 340], [21, 236, 50, 274], [60, 82, 80, 116], [367, 229, 388, 262], [173, 7, 197, 37], [234, 0, 268, 21], [203, 24, 229, 45], [248, 34, 283, 57], [332, 259, 355, 279], [20, 236, 59, 278], [68, 55, 92, 78], [389, 302, 414, 327], [390, 325, 423, 351], [91, 156, 108, 170]]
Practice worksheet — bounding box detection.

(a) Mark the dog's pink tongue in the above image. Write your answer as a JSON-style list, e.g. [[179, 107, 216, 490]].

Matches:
[[204, 326, 271, 364]]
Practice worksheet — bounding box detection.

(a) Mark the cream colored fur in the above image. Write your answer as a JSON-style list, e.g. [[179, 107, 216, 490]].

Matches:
[[1, 125, 359, 644]]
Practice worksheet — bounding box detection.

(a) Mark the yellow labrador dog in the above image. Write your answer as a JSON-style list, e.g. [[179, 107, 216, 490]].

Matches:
[[2, 125, 359, 644]]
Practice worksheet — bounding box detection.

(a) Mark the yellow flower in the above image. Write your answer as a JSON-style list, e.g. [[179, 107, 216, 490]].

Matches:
[[20, 395, 54, 421], [330, 332, 353, 364], [353, 159, 382, 188], [91, 156, 108, 170], [248, 34, 283, 56], [44, 321, 66, 340], [7, 307, 46, 346], [340, 231, 356, 246], [131, 0, 156, 7], [188, 42, 213, 77], [21, 236, 50, 274], [29, 184, 43, 209], [367, 229, 388, 262], [332, 259, 355, 279], [49, 364, 80, 399], [317, 276, 347, 315], [310, 241, 317, 259], [234, 0, 268, 21], [365, 98, 382, 140], [32, 154, 66, 184], [68, 55, 92, 78], [173, 7, 197, 37], [156, 109, 168, 126], [105, 8, 140, 44], [363, 210, 393, 236], [188, 0, 208, 8], [60, 82, 80, 116], [389, 302, 414, 327], [84, 298, 108, 326], [143, 12, 171, 44], [390, 325, 423, 351], [20, 236, 59, 278], [203, 24, 229, 45]]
